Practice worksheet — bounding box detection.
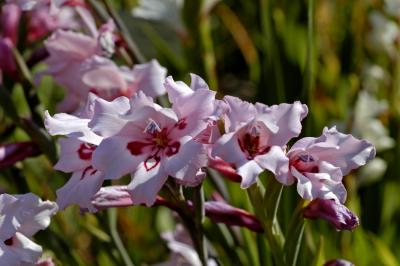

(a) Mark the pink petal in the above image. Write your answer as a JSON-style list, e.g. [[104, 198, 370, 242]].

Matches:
[[44, 111, 102, 145], [262, 101, 308, 147], [92, 136, 147, 179], [0, 232, 42, 265], [128, 162, 168, 207], [88, 96, 130, 138], [212, 131, 247, 165], [163, 136, 207, 186], [130, 59, 167, 98], [311, 127, 376, 175], [53, 138, 90, 172], [12, 193, 58, 237], [223, 96, 257, 132], [291, 161, 347, 203], [254, 146, 290, 185], [237, 160, 264, 189], [56, 170, 104, 211]]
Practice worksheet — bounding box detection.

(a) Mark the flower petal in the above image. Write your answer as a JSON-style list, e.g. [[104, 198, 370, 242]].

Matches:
[[56, 170, 104, 212], [92, 136, 147, 179], [261, 101, 308, 147], [163, 136, 207, 186], [128, 162, 168, 207], [44, 111, 102, 145], [211, 131, 247, 165], [254, 146, 291, 185], [237, 160, 264, 189]]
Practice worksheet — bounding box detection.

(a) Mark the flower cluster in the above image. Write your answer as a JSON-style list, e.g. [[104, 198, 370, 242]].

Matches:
[[45, 69, 376, 228]]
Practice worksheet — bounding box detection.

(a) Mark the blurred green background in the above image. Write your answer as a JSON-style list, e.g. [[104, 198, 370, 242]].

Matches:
[[1, 0, 400, 265]]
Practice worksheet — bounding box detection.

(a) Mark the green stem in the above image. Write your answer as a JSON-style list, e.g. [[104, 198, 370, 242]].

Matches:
[[12, 47, 43, 125], [183, 1, 218, 92], [284, 200, 306, 266], [108, 208, 135, 266], [247, 184, 285, 265], [304, 0, 316, 135], [0, 85, 57, 163], [192, 185, 208, 266]]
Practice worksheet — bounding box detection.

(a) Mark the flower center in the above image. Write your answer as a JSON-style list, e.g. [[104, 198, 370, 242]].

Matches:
[[238, 126, 270, 160], [126, 119, 181, 171], [4, 237, 13, 246], [291, 154, 319, 173], [78, 143, 96, 160]]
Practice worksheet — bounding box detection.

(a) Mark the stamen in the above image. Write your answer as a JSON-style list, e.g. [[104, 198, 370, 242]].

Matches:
[[144, 119, 162, 135], [298, 154, 315, 163]]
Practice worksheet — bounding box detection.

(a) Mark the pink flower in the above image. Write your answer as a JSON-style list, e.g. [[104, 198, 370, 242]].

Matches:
[[26, 3, 81, 42], [92, 76, 215, 206], [212, 96, 308, 188], [45, 94, 131, 211], [39, 14, 166, 112], [0, 193, 58, 265], [286, 127, 376, 203]]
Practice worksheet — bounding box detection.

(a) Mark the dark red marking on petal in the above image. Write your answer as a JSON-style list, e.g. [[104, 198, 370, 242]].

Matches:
[[127, 141, 149, 156], [175, 119, 187, 130], [144, 155, 160, 171], [311, 166, 319, 173], [81, 166, 98, 180], [89, 88, 99, 95], [4, 237, 13, 246], [165, 141, 181, 157], [78, 143, 96, 160], [238, 133, 270, 160]]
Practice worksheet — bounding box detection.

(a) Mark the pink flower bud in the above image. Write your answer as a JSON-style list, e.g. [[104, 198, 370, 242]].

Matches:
[[0, 38, 16, 76], [1, 4, 21, 45], [324, 259, 354, 266], [0, 141, 41, 169], [204, 201, 263, 233], [36, 257, 55, 266], [208, 157, 242, 183], [303, 199, 359, 231]]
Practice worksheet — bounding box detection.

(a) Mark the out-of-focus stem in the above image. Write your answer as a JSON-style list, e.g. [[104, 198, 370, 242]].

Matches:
[[183, 1, 218, 92], [12, 47, 43, 125], [192, 185, 208, 266], [305, 0, 316, 135], [259, 0, 286, 103], [100, 0, 146, 64], [247, 184, 285, 265], [107, 208, 136, 266], [0, 85, 57, 164]]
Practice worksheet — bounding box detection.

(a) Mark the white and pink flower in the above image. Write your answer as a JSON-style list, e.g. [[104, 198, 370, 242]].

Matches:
[[285, 127, 376, 203], [211, 96, 308, 188], [0, 193, 57, 265], [45, 93, 131, 211]]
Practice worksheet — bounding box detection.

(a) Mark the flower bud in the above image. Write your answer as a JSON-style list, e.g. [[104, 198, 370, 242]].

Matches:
[[1, 4, 21, 45], [208, 157, 242, 183], [303, 199, 359, 231], [0, 141, 41, 169], [323, 259, 355, 266]]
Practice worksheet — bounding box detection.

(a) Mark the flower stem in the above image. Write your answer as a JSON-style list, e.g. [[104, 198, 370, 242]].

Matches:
[[107, 208, 135, 266], [247, 183, 285, 265], [192, 184, 208, 266]]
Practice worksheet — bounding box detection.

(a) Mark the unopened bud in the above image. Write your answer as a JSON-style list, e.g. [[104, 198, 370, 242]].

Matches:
[[303, 199, 359, 231]]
